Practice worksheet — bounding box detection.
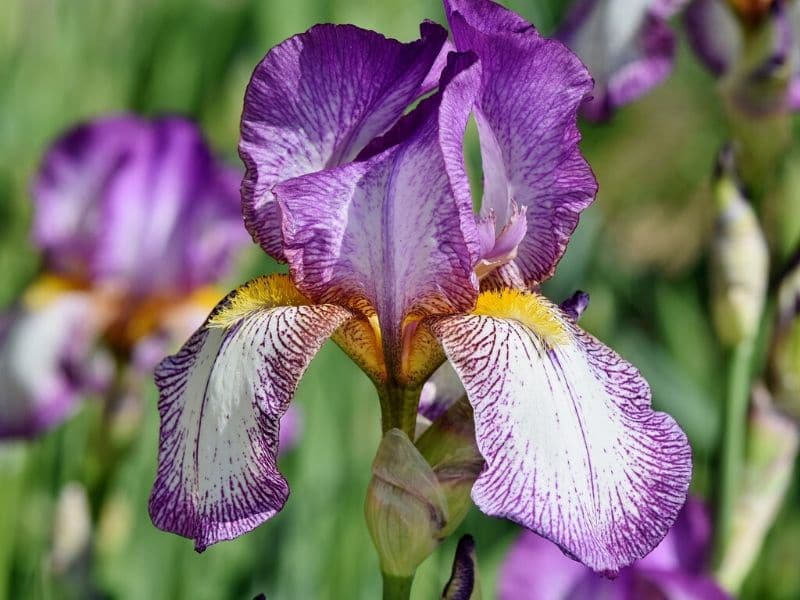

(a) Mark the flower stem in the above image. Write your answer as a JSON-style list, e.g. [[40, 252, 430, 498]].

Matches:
[[382, 573, 414, 600], [377, 384, 421, 439], [714, 335, 756, 564]]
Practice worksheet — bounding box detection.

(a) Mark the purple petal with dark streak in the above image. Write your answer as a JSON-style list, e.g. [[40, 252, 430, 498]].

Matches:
[[558, 0, 685, 121], [239, 22, 448, 261], [445, 0, 597, 285], [275, 53, 482, 369], [32, 116, 246, 296]]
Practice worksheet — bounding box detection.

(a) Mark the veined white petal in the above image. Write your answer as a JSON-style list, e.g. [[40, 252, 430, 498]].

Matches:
[[150, 290, 351, 551], [430, 295, 691, 573]]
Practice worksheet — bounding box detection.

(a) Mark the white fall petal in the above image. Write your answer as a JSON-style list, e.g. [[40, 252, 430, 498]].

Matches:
[[430, 302, 691, 573], [150, 298, 351, 551]]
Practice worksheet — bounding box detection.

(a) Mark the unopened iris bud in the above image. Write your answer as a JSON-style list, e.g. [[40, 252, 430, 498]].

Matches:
[[50, 482, 92, 575], [720, 3, 792, 190], [416, 397, 483, 539], [559, 290, 590, 322], [768, 253, 800, 417], [763, 148, 800, 262], [365, 428, 449, 578], [442, 535, 482, 600], [710, 147, 769, 346], [730, 0, 791, 111], [716, 386, 799, 592]]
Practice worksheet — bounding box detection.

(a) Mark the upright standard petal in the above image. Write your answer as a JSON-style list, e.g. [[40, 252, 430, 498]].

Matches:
[[149, 275, 352, 551], [429, 290, 691, 573], [0, 292, 111, 439], [95, 117, 247, 295], [558, 0, 682, 121], [275, 53, 482, 378], [239, 22, 448, 261], [32, 116, 247, 296], [445, 0, 597, 285], [32, 116, 143, 281]]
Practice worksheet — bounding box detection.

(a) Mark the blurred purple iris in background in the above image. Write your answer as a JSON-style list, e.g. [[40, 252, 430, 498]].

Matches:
[[149, 0, 691, 575], [557, 0, 686, 120], [499, 498, 728, 599], [0, 115, 249, 438], [685, 0, 800, 113]]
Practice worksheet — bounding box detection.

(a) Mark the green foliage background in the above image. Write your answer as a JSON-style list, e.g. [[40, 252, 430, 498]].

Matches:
[[0, 0, 798, 598]]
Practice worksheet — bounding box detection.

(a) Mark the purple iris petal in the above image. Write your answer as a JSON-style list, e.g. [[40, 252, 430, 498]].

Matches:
[[558, 0, 684, 121], [429, 293, 692, 573], [498, 499, 728, 599], [444, 0, 598, 286], [32, 116, 142, 282], [639, 497, 712, 573], [239, 22, 449, 261], [418, 361, 466, 422], [499, 527, 587, 599], [0, 294, 112, 439], [684, 0, 741, 76], [275, 53, 482, 371], [32, 115, 247, 296]]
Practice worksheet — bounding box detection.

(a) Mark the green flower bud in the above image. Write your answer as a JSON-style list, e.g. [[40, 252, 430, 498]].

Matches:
[[442, 535, 482, 600], [710, 148, 769, 346], [365, 428, 448, 578], [716, 387, 799, 592], [763, 149, 800, 263], [768, 255, 800, 417], [416, 397, 483, 539], [720, 5, 792, 192], [50, 482, 91, 576]]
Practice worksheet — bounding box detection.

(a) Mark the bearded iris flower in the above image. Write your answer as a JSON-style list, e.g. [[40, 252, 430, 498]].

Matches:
[[557, 0, 686, 121], [499, 498, 728, 599], [0, 115, 249, 438], [150, 0, 691, 574]]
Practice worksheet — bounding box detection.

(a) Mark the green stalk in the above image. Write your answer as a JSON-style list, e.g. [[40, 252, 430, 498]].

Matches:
[[372, 383, 424, 598], [382, 573, 414, 600], [714, 335, 756, 564], [376, 383, 421, 439]]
